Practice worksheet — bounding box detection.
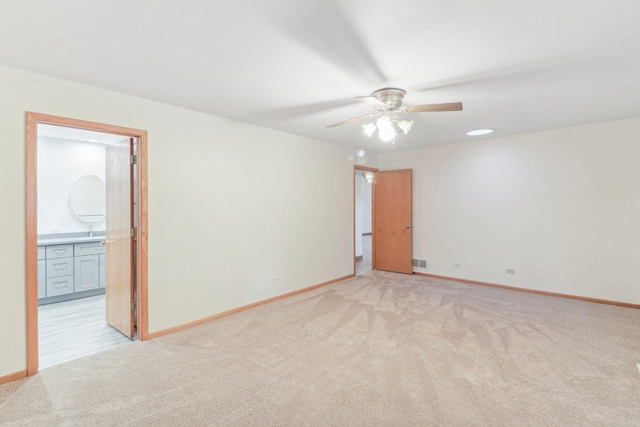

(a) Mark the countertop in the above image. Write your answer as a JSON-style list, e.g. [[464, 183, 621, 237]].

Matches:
[[37, 236, 105, 246]]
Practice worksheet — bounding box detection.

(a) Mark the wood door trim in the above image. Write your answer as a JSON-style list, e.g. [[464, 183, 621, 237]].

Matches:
[[414, 272, 640, 310], [353, 165, 378, 275], [25, 112, 149, 376], [354, 165, 378, 172], [25, 113, 38, 376], [0, 370, 28, 386]]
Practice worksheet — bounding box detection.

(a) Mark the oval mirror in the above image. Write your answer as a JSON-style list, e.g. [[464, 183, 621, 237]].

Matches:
[[70, 175, 106, 223]]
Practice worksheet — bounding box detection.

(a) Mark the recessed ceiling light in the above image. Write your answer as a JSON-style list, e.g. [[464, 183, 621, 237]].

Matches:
[[466, 129, 494, 136]]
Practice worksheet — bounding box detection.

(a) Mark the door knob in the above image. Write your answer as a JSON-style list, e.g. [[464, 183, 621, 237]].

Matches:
[[100, 240, 112, 247], [405, 225, 411, 229]]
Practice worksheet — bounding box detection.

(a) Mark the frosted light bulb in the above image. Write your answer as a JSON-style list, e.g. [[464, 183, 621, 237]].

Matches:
[[398, 120, 413, 134], [347, 153, 356, 161], [376, 116, 392, 131], [364, 172, 374, 183], [378, 126, 397, 142], [363, 123, 376, 137], [356, 148, 367, 158]]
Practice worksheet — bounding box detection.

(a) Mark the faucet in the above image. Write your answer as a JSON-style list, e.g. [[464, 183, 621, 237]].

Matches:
[[88, 226, 93, 238]]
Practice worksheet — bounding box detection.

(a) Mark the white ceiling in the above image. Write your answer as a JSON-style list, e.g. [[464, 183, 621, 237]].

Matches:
[[3, 0, 640, 153]]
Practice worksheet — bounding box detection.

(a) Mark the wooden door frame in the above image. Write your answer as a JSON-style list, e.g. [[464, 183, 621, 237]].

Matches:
[[25, 112, 149, 376], [353, 165, 378, 275]]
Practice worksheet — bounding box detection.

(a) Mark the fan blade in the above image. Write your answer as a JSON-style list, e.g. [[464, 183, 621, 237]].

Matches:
[[405, 102, 463, 113], [356, 96, 385, 108], [326, 113, 378, 128]]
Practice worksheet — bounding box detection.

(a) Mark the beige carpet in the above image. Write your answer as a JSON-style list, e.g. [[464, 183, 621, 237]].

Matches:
[[1, 271, 639, 426]]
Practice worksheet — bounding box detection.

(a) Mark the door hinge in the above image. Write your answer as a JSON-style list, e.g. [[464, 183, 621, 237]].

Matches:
[[132, 299, 137, 311], [130, 154, 137, 165], [131, 227, 138, 240]]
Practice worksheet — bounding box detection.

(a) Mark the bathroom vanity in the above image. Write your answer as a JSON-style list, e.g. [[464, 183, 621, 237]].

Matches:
[[38, 235, 106, 305]]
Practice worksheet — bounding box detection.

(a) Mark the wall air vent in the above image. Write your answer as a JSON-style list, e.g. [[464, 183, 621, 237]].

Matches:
[[413, 259, 428, 269]]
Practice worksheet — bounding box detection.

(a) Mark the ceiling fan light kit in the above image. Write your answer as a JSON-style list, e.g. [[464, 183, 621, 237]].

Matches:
[[328, 88, 463, 148]]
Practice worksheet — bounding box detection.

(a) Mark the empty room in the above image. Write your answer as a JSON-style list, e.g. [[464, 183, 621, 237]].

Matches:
[[1, 1, 639, 425]]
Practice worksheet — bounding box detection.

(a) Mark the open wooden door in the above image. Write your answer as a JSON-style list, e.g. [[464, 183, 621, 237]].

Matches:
[[104, 138, 135, 338], [374, 169, 413, 274]]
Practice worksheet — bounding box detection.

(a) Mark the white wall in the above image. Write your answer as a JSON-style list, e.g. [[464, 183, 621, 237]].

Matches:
[[0, 65, 355, 378], [361, 175, 372, 234], [37, 136, 106, 235], [378, 118, 640, 304]]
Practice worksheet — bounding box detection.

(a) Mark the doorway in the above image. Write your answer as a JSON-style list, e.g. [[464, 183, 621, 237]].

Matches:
[[354, 165, 377, 274], [353, 166, 414, 276], [25, 112, 149, 376], [36, 126, 135, 368]]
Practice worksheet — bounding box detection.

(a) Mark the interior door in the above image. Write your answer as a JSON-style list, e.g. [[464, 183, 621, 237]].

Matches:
[[374, 169, 413, 274], [104, 138, 134, 338]]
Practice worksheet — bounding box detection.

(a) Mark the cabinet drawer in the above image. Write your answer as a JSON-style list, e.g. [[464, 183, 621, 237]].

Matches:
[[46, 275, 74, 297], [46, 244, 73, 259], [38, 246, 46, 260], [46, 257, 73, 278], [74, 242, 106, 256]]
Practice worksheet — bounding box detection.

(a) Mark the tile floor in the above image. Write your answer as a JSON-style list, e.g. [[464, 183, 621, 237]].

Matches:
[[356, 234, 372, 275]]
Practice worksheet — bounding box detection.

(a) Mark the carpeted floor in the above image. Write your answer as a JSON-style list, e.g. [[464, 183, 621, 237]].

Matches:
[[1, 271, 639, 426]]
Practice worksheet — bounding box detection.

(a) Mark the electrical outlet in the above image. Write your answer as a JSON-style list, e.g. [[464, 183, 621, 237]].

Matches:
[[454, 263, 461, 268], [506, 269, 515, 274]]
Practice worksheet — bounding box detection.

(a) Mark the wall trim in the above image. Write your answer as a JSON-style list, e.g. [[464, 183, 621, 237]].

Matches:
[[147, 274, 355, 339], [0, 370, 27, 386], [414, 272, 640, 309]]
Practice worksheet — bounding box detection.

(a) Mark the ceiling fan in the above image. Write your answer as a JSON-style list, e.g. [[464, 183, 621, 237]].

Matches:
[[327, 87, 462, 143]]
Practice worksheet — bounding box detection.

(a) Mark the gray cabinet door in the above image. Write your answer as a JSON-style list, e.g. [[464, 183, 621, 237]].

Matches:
[[99, 253, 106, 288], [74, 254, 100, 292], [38, 259, 46, 299]]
